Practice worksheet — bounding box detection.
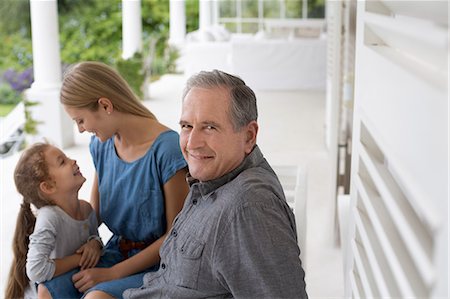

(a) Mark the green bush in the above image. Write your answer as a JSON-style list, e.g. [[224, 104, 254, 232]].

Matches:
[[24, 99, 41, 135], [59, 0, 122, 65], [115, 53, 145, 98], [0, 84, 21, 105], [0, 32, 33, 72], [0, 0, 192, 97]]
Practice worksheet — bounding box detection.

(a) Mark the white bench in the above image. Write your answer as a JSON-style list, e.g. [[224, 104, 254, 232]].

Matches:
[[273, 165, 308, 261]]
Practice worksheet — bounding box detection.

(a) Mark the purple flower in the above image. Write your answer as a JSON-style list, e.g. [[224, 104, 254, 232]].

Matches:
[[3, 67, 34, 93]]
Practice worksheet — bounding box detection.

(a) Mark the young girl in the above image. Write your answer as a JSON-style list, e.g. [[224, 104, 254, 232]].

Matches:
[[5, 143, 103, 299]]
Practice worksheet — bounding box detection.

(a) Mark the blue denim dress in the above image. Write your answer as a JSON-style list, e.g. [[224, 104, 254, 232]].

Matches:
[[44, 130, 187, 298]]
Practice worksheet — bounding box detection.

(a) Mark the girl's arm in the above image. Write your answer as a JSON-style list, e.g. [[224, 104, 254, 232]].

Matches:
[[76, 200, 103, 269], [27, 217, 81, 283], [72, 168, 189, 292], [52, 254, 81, 276]]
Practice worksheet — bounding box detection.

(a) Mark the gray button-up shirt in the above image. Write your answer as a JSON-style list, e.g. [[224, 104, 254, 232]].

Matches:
[[124, 146, 307, 299]]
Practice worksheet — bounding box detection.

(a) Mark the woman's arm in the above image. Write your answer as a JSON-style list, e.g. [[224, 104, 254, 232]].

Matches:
[[72, 168, 189, 292]]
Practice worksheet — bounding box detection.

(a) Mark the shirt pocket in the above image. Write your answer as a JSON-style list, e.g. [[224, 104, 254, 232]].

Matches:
[[175, 235, 205, 290]]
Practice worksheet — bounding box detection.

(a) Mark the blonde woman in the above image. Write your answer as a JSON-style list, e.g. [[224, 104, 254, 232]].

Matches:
[[49, 61, 189, 299]]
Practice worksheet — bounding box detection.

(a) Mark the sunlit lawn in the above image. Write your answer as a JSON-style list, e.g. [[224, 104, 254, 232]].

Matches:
[[0, 104, 16, 117]]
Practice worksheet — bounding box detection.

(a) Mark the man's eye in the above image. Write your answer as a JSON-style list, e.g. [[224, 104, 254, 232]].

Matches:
[[181, 124, 191, 129], [76, 120, 83, 125], [206, 125, 215, 130]]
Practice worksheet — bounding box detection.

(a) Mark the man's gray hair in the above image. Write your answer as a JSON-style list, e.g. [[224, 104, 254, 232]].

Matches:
[[182, 70, 258, 131]]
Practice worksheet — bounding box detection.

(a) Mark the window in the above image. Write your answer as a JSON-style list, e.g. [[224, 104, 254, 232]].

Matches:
[[218, 0, 325, 34]]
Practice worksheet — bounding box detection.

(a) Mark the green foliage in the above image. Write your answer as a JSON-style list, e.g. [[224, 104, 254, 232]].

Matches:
[[186, 0, 199, 32], [219, 0, 236, 18], [151, 43, 179, 78], [0, 84, 21, 105], [23, 99, 41, 135], [59, 0, 123, 65], [242, 0, 258, 18], [115, 53, 145, 98], [0, 104, 16, 117], [0, 0, 32, 71], [0, 0, 30, 35], [0, 32, 33, 71], [308, 0, 326, 18], [286, 1, 302, 18], [0, 0, 195, 102]]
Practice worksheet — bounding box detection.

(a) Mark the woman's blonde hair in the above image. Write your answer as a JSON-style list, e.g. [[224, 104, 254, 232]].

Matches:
[[60, 61, 155, 119]]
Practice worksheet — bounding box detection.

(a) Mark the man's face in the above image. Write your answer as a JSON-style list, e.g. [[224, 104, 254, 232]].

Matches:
[[179, 86, 256, 182]]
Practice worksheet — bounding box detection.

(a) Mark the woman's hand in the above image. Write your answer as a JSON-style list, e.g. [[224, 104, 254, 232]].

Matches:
[[72, 267, 115, 292], [76, 239, 102, 270]]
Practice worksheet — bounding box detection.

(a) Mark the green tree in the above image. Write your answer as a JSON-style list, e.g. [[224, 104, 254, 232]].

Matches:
[[59, 0, 123, 65]]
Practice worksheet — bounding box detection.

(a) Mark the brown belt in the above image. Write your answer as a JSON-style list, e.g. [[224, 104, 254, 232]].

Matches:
[[118, 238, 151, 259]]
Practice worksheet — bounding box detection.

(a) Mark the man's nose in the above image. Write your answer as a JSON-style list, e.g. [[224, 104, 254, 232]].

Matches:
[[186, 127, 204, 149]]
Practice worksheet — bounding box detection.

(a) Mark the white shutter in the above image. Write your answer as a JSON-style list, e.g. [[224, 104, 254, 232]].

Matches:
[[344, 1, 448, 298]]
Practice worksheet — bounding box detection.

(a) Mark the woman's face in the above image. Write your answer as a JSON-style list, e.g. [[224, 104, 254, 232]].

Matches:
[[64, 105, 114, 142]]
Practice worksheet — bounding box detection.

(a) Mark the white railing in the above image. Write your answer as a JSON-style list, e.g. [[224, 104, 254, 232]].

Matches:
[[0, 101, 25, 157]]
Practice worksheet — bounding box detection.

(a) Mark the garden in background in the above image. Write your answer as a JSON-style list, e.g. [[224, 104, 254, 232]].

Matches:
[[0, 0, 199, 117]]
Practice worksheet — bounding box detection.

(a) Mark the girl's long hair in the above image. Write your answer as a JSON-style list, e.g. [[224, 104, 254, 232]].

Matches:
[[5, 143, 54, 299]]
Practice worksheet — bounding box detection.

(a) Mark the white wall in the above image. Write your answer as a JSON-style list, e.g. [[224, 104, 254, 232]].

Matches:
[[344, 1, 448, 297]]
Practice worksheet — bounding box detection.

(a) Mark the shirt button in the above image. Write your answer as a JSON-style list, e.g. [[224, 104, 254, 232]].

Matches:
[[161, 263, 166, 269], [192, 199, 198, 205], [171, 229, 178, 237]]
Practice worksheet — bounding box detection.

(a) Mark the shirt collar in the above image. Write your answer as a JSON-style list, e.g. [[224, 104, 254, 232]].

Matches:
[[186, 145, 264, 198]]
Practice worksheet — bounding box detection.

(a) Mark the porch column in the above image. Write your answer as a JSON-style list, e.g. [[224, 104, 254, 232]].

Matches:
[[199, 0, 213, 30], [211, 0, 219, 25], [169, 0, 186, 46], [27, 0, 74, 148], [122, 0, 142, 59]]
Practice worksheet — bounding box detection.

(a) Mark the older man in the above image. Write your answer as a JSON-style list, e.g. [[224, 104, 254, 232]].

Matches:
[[124, 70, 307, 298]]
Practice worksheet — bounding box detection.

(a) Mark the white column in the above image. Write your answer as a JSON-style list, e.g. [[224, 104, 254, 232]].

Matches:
[[258, 0, 264, 31], [199, 0, 212, 30], [211, 0, 219, 25], [29, 0, 61, 90], [279, 0, 286, 18], [302, 0, 308, 19], [27, 0, 73, 148], [122, 0, 142, 59], [169, 0, 186, 46]]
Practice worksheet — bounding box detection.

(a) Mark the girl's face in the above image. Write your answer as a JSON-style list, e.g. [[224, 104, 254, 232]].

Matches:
[[44, 146, 86, 193], [64, 104, 114, 142]]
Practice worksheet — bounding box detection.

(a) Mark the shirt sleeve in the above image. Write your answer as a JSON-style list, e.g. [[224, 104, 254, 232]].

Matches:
[[26, 210, 58, 283], [212, 194, 308, 298], [155, 131, 187, 184]]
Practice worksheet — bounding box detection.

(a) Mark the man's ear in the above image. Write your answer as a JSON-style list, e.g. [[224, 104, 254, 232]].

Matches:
[[98, 97, 113, 114], [39, 181, 56, 195], [244, 121, 258, 154]]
